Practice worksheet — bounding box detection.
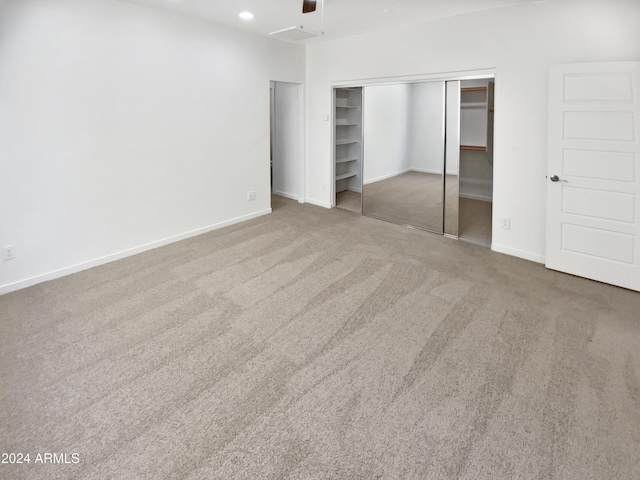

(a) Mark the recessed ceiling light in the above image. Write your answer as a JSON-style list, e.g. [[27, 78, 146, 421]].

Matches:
[[239, 11, 254, 21]]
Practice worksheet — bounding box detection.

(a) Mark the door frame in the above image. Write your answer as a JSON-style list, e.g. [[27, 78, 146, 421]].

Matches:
[[330, 68, 496, 233]]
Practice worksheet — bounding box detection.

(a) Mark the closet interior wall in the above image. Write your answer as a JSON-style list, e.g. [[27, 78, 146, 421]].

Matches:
[[458, 79, 494, 247]]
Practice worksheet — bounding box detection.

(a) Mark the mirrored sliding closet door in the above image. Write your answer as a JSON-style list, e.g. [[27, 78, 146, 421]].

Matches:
[[333, 74, 494, 247], [362, 82, 446, 233]]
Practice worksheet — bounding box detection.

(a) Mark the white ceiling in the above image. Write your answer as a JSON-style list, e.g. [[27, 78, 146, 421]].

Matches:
[[119, 0, 547, 44]]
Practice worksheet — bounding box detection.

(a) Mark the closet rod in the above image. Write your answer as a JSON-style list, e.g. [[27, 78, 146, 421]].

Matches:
[[460, 145, 487, 152], [461, 87, 487, 92]]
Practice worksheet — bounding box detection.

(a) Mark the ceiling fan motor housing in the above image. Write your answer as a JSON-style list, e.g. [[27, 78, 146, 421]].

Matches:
[[303, 0, 317, 14]]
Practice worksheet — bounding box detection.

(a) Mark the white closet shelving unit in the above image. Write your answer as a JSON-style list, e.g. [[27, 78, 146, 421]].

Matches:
[[334, 87, 363, 195], [459, 85, 494, 155], [459, 81, 495, 203]]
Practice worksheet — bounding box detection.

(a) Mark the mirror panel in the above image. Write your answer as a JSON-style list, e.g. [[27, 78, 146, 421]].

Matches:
[[362, 82, 446, 233], [444, 81, 460, 236]]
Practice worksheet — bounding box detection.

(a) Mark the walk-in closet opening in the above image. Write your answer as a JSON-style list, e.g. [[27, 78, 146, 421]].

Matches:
[[270, 81, 303, 203], [457, 79, 494, 247], [332, 73, 495, 247]]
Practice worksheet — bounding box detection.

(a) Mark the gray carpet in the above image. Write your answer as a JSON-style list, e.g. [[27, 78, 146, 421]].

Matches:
[[362, 172, 460, 236], [459, 197, 492, 247], [1, 195, 639, 479], [363, 171, 445, 232], [335, 189, 361, 214]]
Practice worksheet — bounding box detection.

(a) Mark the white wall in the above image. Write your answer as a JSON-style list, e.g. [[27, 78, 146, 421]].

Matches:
[[0, 0, 304, 293], [363, 82, 446, 184], [306, 0, 640, 262], [407, 82, 445, 174], [362, 84, 411, 184], [272, 82, 301, 200]]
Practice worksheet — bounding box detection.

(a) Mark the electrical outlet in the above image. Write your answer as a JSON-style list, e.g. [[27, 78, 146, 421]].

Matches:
[[3, 245, 15, 261], [247, 190, 256, 201], [501, 217, 511, 230]]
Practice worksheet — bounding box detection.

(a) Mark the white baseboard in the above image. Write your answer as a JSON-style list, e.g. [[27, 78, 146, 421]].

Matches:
[[304, 197, 332, 209], [363, 168, 410, 185], [491, 243, 545, 264], [0, 209, 272, 296], [272, 190, 299, 201], [410, 168, 441, 174]]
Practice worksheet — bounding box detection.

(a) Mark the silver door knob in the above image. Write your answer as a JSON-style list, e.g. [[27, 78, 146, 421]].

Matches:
[[550, 175, 560, 182]]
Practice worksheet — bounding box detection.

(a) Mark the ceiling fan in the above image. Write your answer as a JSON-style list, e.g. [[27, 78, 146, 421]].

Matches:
[[302, 0, 317, 14]]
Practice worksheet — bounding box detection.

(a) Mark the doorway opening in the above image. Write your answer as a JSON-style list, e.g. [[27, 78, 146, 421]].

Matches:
[[270, 81, 303, 206]]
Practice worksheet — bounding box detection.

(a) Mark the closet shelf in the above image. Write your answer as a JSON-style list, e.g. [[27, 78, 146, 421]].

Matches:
[[460, 102, 487, 108], [461, 87, 488, 92], [336, 172, 358, 181], [334, 86, 362, 202], [460, 145, 487, 152], [336, 157, 358, 164]]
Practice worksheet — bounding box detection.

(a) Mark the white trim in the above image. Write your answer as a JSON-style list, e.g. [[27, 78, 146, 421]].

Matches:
[[297, 83, 306, 204], [272, 190, 299, 201], [363, 168, 410, 185], [0, 209, 272, 295], [491, 243, 545, 264], [305, 197, 332, 209], [410, 167, 442, 175], [330, 86, 336, 207], [331, 68, 496, 88]]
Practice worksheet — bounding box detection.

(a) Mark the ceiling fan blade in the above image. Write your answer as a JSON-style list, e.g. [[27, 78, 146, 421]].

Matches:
[[302, 0, 317, 14]]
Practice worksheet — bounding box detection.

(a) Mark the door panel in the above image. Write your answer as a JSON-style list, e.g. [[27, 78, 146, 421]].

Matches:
[[563, 149, 635, 181], [562, 187, 635, 223], [564, 73, 634, 102], [563, 111, 635, 141], [561, 224, 634, 264], [546, 62, 640, 291]]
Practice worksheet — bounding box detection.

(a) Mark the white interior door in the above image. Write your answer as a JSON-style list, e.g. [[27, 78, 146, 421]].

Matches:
[[546, 61, 640, 291]]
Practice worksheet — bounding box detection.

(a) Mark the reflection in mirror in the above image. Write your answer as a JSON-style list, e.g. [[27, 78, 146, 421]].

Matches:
[[362, 82, 446, 233]]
